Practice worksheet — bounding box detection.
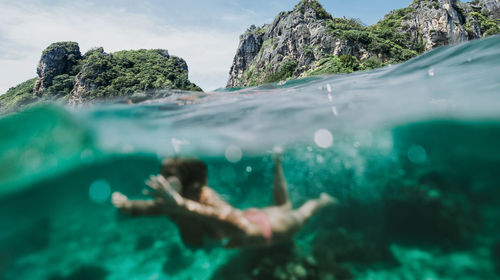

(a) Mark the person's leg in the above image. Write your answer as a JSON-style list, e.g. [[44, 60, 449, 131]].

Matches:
[[273, 154, 291, 209], [260, 193, 337, 245], [291, 193, 336, 225]]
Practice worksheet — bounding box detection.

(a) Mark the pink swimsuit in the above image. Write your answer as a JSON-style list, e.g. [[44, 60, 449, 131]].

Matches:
[[243, 209, 273, 244]]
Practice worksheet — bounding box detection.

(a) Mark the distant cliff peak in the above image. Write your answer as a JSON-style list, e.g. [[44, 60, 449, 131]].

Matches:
[[226, 0, 499, 88], [34, 42, 82, 94], [293, 0, 333, 20]]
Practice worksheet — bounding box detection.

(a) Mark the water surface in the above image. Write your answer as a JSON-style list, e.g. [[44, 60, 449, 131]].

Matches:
[[1, 36, 500, 280]]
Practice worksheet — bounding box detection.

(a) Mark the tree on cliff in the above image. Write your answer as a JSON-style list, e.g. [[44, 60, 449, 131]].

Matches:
[[0, 42, 201, 113]]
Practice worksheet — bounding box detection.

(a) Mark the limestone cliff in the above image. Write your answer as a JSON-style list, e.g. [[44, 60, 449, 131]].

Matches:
[[1, 42, 201, 112], [33, 42, 82, 94], [476, 0, 500, 19], [227, 0, 500, 88], [461, 0, 500, 38], [395, 0, 469, 51], [393, 0, 499, 51], [227, 0, 384, 88]]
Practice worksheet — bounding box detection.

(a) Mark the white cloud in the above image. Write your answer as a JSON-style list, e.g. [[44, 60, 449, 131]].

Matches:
[[0, 1, 241, 93]]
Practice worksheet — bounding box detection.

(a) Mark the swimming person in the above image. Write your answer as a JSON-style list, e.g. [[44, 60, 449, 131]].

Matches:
[[112, 155, 337, 248]]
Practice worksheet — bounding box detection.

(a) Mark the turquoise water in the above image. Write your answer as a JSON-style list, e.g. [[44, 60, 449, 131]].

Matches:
[[1, 36, 500, 279]]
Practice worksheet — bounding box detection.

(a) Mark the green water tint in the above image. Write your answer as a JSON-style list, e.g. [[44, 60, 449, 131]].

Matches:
[[1, 114, 500, 279], [1, 37, 500, 279], [0, 106, 99, 196]]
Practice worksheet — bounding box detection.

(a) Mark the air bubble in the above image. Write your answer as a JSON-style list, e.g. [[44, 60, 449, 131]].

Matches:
[[326, 84, 332, 93], [407, 145, 427, 164], [428, 68, 435, 77], [314, 129, 334, 148], [89, 179, 111, 204], [331, 106, 338, 116], [225, 145, 242, 163], [316, 155, 325, 163]]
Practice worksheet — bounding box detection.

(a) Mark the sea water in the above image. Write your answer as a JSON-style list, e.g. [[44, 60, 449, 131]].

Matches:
[[1, 36, 500, 280]]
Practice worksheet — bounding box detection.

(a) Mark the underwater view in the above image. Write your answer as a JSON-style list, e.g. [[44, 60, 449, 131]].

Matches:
[[1, 35, 500, 280]]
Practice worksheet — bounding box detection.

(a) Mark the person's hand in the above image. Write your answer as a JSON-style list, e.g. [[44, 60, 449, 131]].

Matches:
[[272, 146, 283, 163], [112, 192, 130, 209], [145, 175, 184, 207]]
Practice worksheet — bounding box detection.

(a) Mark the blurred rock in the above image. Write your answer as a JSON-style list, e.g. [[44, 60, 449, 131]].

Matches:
[[493, 241, 500, 275], [0, 218, 51, 270], [135, 235, 155, 252], [382, 181, 480, 249], [49, 265, 109, 280], [211, 242, 330, 280], [311, 227, 396, 279], [162, 243, 194, 274]]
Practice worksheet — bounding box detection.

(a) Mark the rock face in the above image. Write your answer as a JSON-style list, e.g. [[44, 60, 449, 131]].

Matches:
[[1, 42, 202, 112], [396, 0, 498, 51], [227, 0, 379, 88], [400, 0, 469, 51], [227, 0, 500, 88], [69, 47, 109, 104], [477, 0, 500, 19], [33, 42, 81, 94]]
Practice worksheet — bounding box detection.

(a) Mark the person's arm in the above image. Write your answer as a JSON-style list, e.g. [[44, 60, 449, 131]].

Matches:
[[273, 153, 291, 207], [111, 192, 166, 216], [147, 175, 252, 235]]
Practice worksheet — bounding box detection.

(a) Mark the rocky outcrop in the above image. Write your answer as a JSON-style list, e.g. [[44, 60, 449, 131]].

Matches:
[[227, 26, 263, 87], [461, 0, 500, 38], [33, 42, 81, 94], [1, 42, 201, 112], [227, 0, 379, 88], [477, 0, 500, 19], [395, 0, 498, 51], [227, 0, 500, 88], [69, 48, 109, 104], [68, 47, 200, 104], [399, 0, 470, 51]]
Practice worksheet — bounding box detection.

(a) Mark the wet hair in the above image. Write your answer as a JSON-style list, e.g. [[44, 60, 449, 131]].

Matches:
[[161, 157, 207, 194]]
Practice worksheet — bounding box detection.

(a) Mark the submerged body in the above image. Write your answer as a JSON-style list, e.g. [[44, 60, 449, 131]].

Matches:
[[112, 155, 335, 248], [1, 37, 500, 279]]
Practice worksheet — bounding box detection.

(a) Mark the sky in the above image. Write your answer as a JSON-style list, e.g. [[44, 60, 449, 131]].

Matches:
[[0, 0, 413, 93]]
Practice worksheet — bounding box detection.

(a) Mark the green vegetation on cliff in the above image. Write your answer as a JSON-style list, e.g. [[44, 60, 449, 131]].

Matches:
[[306, 54, 377, 76], [75, 49, 201, 101], [307, 8, 420, 78], [41, 42, 83, 75], [0, 78, 38, 113], [42, 42, 80, 57], [264, 61, 299, 83], [243, 3, 422, 85], [372, 7, 423, 52], [0, 76, 77, 113], [328, 8, 420, 60], [294, 0, 332, 20], [230, 0, 500, 87], [465, 11, 500, 37], [0, 42, 201, 113]]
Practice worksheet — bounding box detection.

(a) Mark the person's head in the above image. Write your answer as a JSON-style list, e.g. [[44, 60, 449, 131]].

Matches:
[[161, 157, 207, 195]]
